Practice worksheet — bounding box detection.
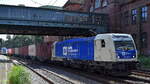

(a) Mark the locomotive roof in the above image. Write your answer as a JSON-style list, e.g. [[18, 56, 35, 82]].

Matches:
[[97, 33, 131, 36], [57, 33, 131, 44], [57, 36, 95, 44]]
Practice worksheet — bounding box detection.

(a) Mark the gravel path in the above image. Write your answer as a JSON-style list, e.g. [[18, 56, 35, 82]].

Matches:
[[0, 55, 13, 84]]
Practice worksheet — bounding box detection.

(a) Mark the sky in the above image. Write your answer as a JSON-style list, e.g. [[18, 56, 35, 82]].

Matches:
[[0, 0, 68, 40], [0, 34, 8, 40], [0, 0, 68, 7]]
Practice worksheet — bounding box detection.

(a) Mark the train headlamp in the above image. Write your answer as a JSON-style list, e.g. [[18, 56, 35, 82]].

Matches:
[[116, 53, 120, 58], [117, 56, 120, 58]]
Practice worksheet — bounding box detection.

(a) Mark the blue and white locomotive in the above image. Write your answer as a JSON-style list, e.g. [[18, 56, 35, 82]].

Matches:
[[52, 33, 138, 75]]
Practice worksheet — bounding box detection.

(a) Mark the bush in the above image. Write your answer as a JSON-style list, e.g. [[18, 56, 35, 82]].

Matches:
[[8, 65, 31, 84], [138, 55, 150, 69]]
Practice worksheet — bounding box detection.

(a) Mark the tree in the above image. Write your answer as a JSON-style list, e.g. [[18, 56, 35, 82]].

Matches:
[[1, 35, 44, 48], [6, 35, 11, 40]]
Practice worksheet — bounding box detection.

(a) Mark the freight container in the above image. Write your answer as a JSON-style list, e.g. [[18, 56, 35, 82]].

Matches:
[[22, 46, 28, 57], [19, 47, 23, 56], [28, 44, 36, 59], [8, 48, 15, 56], [36, 42, 53, 62], [12, 48, 15, 55], [15, 48, 19, 56], [44, 36, 60, 42]]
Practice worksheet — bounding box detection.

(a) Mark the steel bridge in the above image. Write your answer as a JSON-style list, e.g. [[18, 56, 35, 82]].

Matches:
[[0, 5, 108, 36]]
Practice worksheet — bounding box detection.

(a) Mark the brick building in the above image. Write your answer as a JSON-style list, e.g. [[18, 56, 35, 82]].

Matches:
[[119, 0, 150, 55], [44, 0, 150, 55], [79, 0, 150, 55], [63, 0, 85, 11]]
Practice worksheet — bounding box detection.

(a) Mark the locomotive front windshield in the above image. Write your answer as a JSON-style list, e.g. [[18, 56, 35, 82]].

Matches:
[[114, 40, 135, 51], [113, 35, 136, 59]]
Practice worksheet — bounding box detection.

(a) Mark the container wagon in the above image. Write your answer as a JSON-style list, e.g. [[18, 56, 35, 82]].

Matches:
[[36, 42, 53, 62], [7, 48, 15, 56], [14, 48, 19, 56], [19, 46, 28, 58], [28, 44, 36, 60]]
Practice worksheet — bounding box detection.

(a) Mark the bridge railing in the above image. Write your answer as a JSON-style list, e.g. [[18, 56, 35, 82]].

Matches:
[[0, 5, 108, 27]]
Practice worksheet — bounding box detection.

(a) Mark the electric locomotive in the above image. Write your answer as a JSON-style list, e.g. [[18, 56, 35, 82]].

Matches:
[[52, 33, 138, 76]]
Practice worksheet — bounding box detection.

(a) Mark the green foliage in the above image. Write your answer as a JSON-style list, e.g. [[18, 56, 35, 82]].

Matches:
[[8, 66, 31, 84], [138, 55, 150, 68], [2, 35, 43, 48]]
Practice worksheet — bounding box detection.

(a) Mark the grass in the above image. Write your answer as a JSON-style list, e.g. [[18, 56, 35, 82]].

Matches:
[[8, 65, 31, 84], [138, 55, 150, 69]]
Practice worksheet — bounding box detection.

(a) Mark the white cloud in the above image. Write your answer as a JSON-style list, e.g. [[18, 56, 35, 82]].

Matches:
[[0, 35, 6, 40], [0, 0, 68, 7], [53, 0, 68, 7]]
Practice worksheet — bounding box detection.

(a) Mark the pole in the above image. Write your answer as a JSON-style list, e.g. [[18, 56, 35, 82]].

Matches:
[[138, 8, 142, 55]]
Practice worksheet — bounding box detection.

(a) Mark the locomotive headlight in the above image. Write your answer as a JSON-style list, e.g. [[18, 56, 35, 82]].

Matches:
[[116, 53, 120, 58], [117, 56, 120, 58], [133, 56, 135, 58]]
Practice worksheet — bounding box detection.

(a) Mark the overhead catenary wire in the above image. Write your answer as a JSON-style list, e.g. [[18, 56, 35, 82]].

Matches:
[[30, 0, 59, 6], [30, 0, 44, 5], [48, 0, 53, 5], [52, 0, 58, 5]]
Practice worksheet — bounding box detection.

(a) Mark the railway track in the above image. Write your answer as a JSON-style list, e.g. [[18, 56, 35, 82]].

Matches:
[[108, 70, 150, 84], [132, 70, 150, 77], [10, 57, 150, 84], [116, 75, 150, 84], [43, 64, 149, 84], [128, 70, 150, 83], [45, 65, 150, 84], [41, 65, 118, 84], [11, 57, 125, 84], [11, 58, 74, 84]]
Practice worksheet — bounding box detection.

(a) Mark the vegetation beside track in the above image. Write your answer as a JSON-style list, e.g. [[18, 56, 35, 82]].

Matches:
[[8, 65, 31, 84], [138, 55, 150, 69]]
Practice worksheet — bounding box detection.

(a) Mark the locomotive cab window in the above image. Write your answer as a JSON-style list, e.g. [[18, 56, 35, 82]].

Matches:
[[101, 40, 105, 48]]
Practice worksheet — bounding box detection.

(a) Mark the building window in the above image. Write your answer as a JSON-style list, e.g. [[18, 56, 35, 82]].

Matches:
[[141, 32, 148, 48], [95, 0, 101, 8], [141, 6, 148, 22], [102, 0, 108, 7], [95, 16, 101, 24], [131, 9, 137, 24]]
